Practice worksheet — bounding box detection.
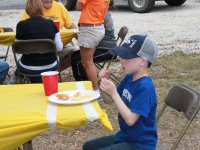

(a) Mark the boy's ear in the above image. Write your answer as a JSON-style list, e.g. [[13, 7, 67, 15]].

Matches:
[[140, 58, 148, 67]]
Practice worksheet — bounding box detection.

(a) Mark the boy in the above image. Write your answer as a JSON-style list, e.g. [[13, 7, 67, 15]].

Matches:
[[83, 34, 158, 150]]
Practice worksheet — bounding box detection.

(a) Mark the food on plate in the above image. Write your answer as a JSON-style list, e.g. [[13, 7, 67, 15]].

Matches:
[[71, 92, 92, 101], [56, 93, 70, 100]]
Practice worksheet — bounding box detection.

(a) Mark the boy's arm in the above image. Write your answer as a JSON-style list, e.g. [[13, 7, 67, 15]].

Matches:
[[101, 90, 113, 104], [100, 78, 140, 126], [112, 92, 140, 126]]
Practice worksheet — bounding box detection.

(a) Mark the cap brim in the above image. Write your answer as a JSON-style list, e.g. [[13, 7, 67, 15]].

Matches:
[[112, 46, 138, 59]]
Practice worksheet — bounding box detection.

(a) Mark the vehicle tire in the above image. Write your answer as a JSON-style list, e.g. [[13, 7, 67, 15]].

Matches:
[[65, 0, 77, 10], [128, 0, 155, 13], [164, 0, 187, 6]]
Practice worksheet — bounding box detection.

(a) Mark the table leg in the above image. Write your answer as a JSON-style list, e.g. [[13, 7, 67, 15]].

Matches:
[[23, 140, 33, 150]]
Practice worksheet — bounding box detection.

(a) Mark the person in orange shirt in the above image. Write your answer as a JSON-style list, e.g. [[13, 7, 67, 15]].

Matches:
[[21, 0, 76, 29], [77, 0, 110, 91]]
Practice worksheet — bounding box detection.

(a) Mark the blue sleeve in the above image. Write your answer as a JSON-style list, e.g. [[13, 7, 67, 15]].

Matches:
[[117, 74, 131, 96], [130, 87, 151, 118]]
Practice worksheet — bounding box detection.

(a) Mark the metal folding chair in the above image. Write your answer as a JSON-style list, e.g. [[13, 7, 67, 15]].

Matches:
[[0, 27, 13, 61], [12, 39, 62, 83], [156, 83, 200, 150], [95, 26, 128, 84]]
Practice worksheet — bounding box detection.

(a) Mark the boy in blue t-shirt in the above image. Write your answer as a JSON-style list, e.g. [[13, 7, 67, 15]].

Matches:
[[83, 34, 158, 150]]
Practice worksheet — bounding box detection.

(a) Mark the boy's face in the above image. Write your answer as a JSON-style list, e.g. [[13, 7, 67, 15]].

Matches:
[[120, 57, 147, 74]]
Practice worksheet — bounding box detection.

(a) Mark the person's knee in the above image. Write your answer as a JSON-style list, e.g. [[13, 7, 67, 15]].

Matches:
[[1, 61, 9, 73], [82, 141, 93, 150], [81, 59, 94, 69]]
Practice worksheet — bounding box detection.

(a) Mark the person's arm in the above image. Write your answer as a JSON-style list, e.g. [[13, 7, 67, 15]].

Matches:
[[54, 32, 63, 51], [59, 3, 76, 29], [100, 78, 140, 126], [101, 90, 113, 104], [111, 91, 140, 126], [99, 68, 113, 103], [76, 0, 84, 11], [69, 22, 77, 29]]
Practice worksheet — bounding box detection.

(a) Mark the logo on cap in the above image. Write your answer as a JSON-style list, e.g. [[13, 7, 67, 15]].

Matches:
[[124, 38, 137, 48]]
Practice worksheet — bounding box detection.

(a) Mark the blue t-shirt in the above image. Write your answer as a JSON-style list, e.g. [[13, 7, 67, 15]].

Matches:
[[115, 74, 157, 150]]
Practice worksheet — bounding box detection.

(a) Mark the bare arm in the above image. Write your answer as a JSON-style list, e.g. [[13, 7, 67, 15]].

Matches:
[[54, 32, 63, 51], [99, 68, 114, 104], [101, 90, 113, 104], [111, 91, 140, 126], [76, 1, 83, 11], [69, 23, 77, 29], [100, 78, 140, 126]]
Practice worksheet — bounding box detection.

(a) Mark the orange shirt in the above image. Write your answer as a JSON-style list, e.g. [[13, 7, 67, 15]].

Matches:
[[78, 0, 110, 24]]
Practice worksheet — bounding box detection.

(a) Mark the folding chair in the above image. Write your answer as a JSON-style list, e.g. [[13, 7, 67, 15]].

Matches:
[[95, 26, 128, 84], [12, 39, 62, 83], [156, 83, 200, 150], [0, 27, 13, 61]]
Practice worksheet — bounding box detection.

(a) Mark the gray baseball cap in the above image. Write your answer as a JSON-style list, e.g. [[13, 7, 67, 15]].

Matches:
[[112, 35, 158, 63]]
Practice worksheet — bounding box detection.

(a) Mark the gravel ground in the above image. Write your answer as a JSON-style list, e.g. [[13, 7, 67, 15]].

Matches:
[[0, 0, 200, 149]]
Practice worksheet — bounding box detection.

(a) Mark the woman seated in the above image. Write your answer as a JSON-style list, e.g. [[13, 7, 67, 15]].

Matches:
[[16, 0, 63, 83]]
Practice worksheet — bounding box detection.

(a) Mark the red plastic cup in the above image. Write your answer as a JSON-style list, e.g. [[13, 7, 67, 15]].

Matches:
[[41, 71, 59, 96], [54, 21, 60, 31]]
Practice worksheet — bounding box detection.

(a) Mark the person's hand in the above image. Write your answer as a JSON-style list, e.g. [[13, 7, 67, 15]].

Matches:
[[98, 68, 111, 79], [100, 78, 117, 97]]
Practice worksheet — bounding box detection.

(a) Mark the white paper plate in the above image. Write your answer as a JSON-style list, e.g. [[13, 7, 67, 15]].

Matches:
[[48, 90, 100, 105]]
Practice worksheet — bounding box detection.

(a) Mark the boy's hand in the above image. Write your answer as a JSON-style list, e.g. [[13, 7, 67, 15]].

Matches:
[[100, 78, 117, 96], [98, 68, 111, 79]]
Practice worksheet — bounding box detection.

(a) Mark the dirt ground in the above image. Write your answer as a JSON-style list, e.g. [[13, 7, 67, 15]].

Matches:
[[0, 0, 200, 149], [1, 0, 200, 60]]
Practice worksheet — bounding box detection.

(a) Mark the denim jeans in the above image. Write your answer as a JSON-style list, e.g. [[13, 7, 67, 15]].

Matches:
[[82, 135, 141, 150], [0, 60, 9, 84]]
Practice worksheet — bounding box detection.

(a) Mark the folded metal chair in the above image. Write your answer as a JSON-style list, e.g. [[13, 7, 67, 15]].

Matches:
[[95, 26, 128, 84], [12, 39, 62, 83], [156, 83, 200, 150]]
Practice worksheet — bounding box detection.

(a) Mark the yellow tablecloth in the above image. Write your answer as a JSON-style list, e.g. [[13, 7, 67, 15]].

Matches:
[[0, 29, 76, 46], [0, 81, 112, 150]]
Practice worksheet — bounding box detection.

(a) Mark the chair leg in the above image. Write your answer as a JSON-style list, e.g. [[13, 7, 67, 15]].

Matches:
[[156, 103, 167, 123], [59, 73, 62, 82], [4, 46, 10, 61], [20, 77, 25, 84], [7, 73, 10, 79], [170, 120, 192, 150], [25, 77, 30, 84], [23, 141, 33, 150], [108, 71, 121, 85]]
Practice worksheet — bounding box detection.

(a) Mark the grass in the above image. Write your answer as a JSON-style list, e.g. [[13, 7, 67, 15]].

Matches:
[[149, 51, 200, 149], [32, 51, 200, 150]]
